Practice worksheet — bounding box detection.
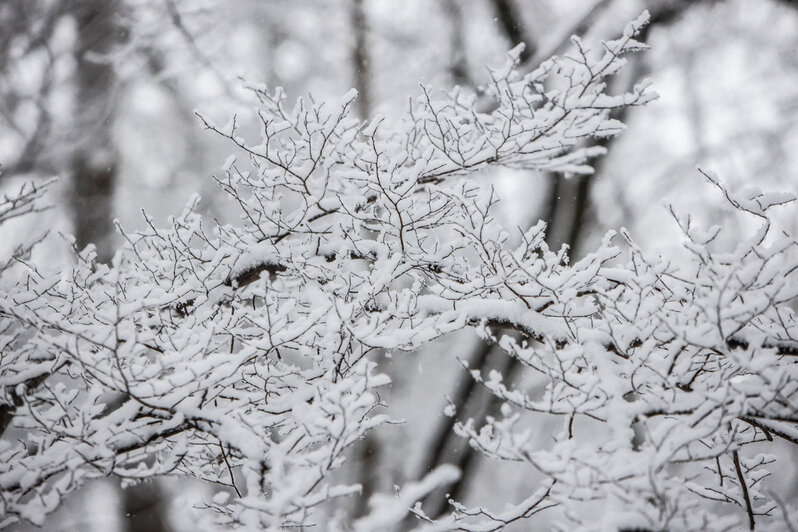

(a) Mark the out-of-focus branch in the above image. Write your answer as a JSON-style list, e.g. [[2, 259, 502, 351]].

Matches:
[[489, 0, 534, 63], [163, 0, 237, 100], [528, 0, 614, 67], [0, 2, 66, 182]]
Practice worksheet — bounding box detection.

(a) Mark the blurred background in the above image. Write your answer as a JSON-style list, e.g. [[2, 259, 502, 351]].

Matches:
[[2, 0, 798, 530]]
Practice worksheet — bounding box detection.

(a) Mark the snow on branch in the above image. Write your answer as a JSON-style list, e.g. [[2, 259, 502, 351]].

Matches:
[[2, 12, 797, 531]]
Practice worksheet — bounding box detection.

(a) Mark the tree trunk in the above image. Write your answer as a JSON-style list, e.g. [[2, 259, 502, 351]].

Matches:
[[71, 2, 170, 531], [350, 0, 370, 120], [69, 0, 121, 263]]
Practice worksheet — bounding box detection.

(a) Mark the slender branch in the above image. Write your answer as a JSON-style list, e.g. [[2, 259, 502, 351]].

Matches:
[[732, 450, 756, 530], [219, 439, 242, 498]]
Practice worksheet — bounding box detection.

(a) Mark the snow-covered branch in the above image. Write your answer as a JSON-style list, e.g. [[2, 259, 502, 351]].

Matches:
[[2, 12, 797, 531]]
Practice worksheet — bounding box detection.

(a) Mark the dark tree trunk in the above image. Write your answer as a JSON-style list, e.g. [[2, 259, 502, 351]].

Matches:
[[120, 481, 171, 532], [347, 0, 386, 520], [70, 2, 170, 531], [489, 0, 534, 63], [350, 0, 370, 120], [69, 0, 122, 263]]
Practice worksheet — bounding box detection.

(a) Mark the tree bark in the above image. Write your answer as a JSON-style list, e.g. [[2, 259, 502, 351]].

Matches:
[[489, 0, 534, 63], [69, 0, 122, 263], [350, 0, 371, 120], [71, 2, 170, 531], [348, 0, 385, 520]]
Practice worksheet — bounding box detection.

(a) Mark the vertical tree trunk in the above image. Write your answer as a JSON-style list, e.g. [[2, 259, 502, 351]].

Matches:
[[443, 0, 472, 86], [70, 2, 170, 531], [489, 0, 534, 63], [350, 0, 370, 120], [120, 480, 171, 532], [69, 0, 121, 263], [348, 0, 382, 520]]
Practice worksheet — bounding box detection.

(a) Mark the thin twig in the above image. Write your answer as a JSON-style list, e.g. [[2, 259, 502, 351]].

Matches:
[[732, 450, 755, 530], [219, 438, 242, 498]]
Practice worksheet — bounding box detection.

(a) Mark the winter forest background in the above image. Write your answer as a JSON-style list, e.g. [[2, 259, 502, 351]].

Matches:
[[2, 0, 798, 530]]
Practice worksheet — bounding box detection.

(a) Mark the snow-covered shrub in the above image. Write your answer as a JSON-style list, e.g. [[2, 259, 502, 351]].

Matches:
[[1, 13, 796, 531]]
